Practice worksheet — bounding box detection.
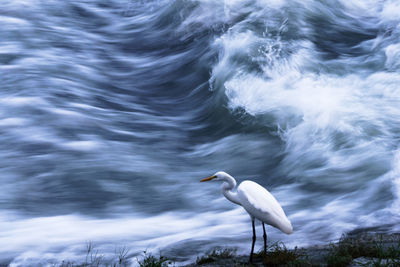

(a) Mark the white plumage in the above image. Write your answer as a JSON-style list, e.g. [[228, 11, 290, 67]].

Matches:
[[201, 171, 292, 262], [237, 180, 293, 234]]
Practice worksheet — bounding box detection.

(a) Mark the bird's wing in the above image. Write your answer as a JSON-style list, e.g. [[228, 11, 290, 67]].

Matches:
[[237, 180, 292, 234]]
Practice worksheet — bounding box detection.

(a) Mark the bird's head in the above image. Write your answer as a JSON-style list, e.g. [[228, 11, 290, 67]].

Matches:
[[200, 171, 230, 182]]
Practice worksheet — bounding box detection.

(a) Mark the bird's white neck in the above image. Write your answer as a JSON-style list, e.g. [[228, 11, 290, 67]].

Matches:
[[221, 174, 241, 206]]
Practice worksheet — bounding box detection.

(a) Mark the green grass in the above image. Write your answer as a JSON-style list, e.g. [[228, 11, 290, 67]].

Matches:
[[255, 242, 310, 267], [47, 233, 400, 266], [326, 234, 400, 267], [195, 243, 307, 266], [196, 247, 237, 265], [353, 258, 400, 267], [54, 242, 164, 267], [56, 242, 126, 267], [137, 251, 171, 267]]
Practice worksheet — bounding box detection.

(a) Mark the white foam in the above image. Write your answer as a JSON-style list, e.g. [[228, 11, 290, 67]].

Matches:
[[3, 210, 252, 266], [388, 150, 400, 216], [0, 118, 27, 127], [207, 0, 400, 250], [0, 15, 30, 26], [385, 43, 400, 71], [380, 0, 400, 23], [0, 97, 46, 106], [61, 140, 102, 151]]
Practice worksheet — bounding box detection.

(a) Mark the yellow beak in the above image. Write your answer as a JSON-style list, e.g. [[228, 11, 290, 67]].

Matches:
[[200, 175, 217, 182]]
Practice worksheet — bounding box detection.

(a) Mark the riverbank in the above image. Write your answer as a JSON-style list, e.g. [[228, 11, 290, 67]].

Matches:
[[26, 231, 400, 266], [183, 232, 400, 267]]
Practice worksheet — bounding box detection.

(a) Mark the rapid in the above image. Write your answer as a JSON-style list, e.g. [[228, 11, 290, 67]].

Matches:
[[1, 0, 400, 265]]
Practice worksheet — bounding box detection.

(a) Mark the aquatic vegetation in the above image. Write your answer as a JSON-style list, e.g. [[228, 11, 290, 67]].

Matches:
[[326, 234, 400, 267], [196, 247, 237, 265], [137, 251, 171, 267], [55, 242, 131, 267], [257, 242, 306, 266]]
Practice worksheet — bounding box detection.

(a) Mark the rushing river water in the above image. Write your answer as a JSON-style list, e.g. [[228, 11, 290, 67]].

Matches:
[[1, 0, 400, 265]]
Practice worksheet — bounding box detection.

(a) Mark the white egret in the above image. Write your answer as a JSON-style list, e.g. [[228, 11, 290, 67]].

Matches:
[[200, 171, 292, 262]]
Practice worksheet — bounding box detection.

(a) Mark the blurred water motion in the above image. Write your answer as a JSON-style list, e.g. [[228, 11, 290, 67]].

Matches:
[[1, 0, 400, 265]]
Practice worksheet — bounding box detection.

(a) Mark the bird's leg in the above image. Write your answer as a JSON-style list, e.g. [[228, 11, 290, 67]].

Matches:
[[262, 222, 267, 256], [250, 219, 256, 263]]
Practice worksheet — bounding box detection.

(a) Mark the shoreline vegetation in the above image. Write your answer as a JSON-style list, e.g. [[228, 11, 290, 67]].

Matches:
[[52, 231, 400, 267], [186, 232, 400, 267]]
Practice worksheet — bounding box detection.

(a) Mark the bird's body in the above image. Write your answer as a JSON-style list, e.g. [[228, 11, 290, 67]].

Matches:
[[237, 180, 292, 234], [201, 171, 292, 262]]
